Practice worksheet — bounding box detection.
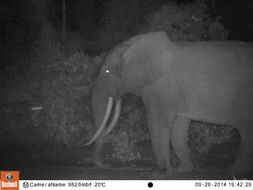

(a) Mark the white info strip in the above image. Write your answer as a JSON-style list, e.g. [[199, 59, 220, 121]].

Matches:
[[19, 180, 252, 190]]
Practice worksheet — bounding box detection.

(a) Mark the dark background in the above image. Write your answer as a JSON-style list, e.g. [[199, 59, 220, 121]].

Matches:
[[1, 0, 253, 73], [0, 0, 252, 179]]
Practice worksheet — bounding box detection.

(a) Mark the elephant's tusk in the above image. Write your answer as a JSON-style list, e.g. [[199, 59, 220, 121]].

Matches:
[[84, 96, 114, 146], [105, 98, 122, 135]]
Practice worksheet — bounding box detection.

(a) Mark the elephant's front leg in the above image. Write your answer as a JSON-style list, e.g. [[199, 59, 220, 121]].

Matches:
[[171, 115, 193, 172], [147, 110, 173, 173]]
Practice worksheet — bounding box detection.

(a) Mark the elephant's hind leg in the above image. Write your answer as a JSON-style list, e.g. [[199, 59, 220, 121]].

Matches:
[[171, 115, 193, 172], [230, 124, 253, 174]]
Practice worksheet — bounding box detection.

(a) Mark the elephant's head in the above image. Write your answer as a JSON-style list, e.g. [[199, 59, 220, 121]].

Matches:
[[85, 32, 174, 145]]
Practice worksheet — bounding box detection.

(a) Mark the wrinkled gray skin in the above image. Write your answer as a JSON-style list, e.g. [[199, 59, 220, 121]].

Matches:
[[90, 32, 253, 174]]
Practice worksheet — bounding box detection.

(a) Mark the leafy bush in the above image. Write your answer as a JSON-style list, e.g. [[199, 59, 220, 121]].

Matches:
[[0, 43, 103, 146], [142, 0, 228, 41], [189, 121, 241, 168], [108, 96, 148, 162], [30, 50, 103, 145]]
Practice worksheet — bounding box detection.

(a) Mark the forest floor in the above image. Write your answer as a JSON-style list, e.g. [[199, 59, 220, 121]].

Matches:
[[18, 165, 236, 180], [1, 144, 252, 180]]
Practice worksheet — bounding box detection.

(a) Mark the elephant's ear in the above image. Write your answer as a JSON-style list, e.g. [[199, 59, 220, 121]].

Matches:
[[121, 32, 174, 92]]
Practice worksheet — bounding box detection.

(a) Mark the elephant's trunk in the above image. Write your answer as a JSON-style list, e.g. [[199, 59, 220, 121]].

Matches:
[[85, 97, 122, 146]]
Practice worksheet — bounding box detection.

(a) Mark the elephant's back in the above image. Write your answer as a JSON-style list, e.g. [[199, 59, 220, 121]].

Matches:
[[173, 41, 253, 76], [170, 41, 253, 125]]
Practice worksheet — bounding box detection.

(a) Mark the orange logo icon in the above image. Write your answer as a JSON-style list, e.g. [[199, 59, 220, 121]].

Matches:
[[0, 171, 19, 190]]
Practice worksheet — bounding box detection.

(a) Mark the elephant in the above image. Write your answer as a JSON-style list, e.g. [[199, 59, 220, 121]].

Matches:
[[85, 32, 253, 174]]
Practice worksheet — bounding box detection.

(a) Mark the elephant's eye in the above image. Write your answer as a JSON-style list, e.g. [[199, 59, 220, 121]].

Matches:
[[105, 69, 110, 74]]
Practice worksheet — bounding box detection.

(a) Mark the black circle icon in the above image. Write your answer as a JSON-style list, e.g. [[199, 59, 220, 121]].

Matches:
[[148, 182, 153, 188]]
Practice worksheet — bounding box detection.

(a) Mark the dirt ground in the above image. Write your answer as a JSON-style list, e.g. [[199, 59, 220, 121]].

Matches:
[[0, 143, 252, 180], [1, 165, 249, 180]]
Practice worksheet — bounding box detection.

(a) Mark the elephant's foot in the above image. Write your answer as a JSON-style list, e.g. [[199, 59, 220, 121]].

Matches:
[[229, 161, 252, 176], [228, 154, 252, 179], [150, 167, 173, 179], [156, 157, 173, 173], [176, 159, 194, 173], [156, 166, 170, 174], [228, 132, 253, 177]]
